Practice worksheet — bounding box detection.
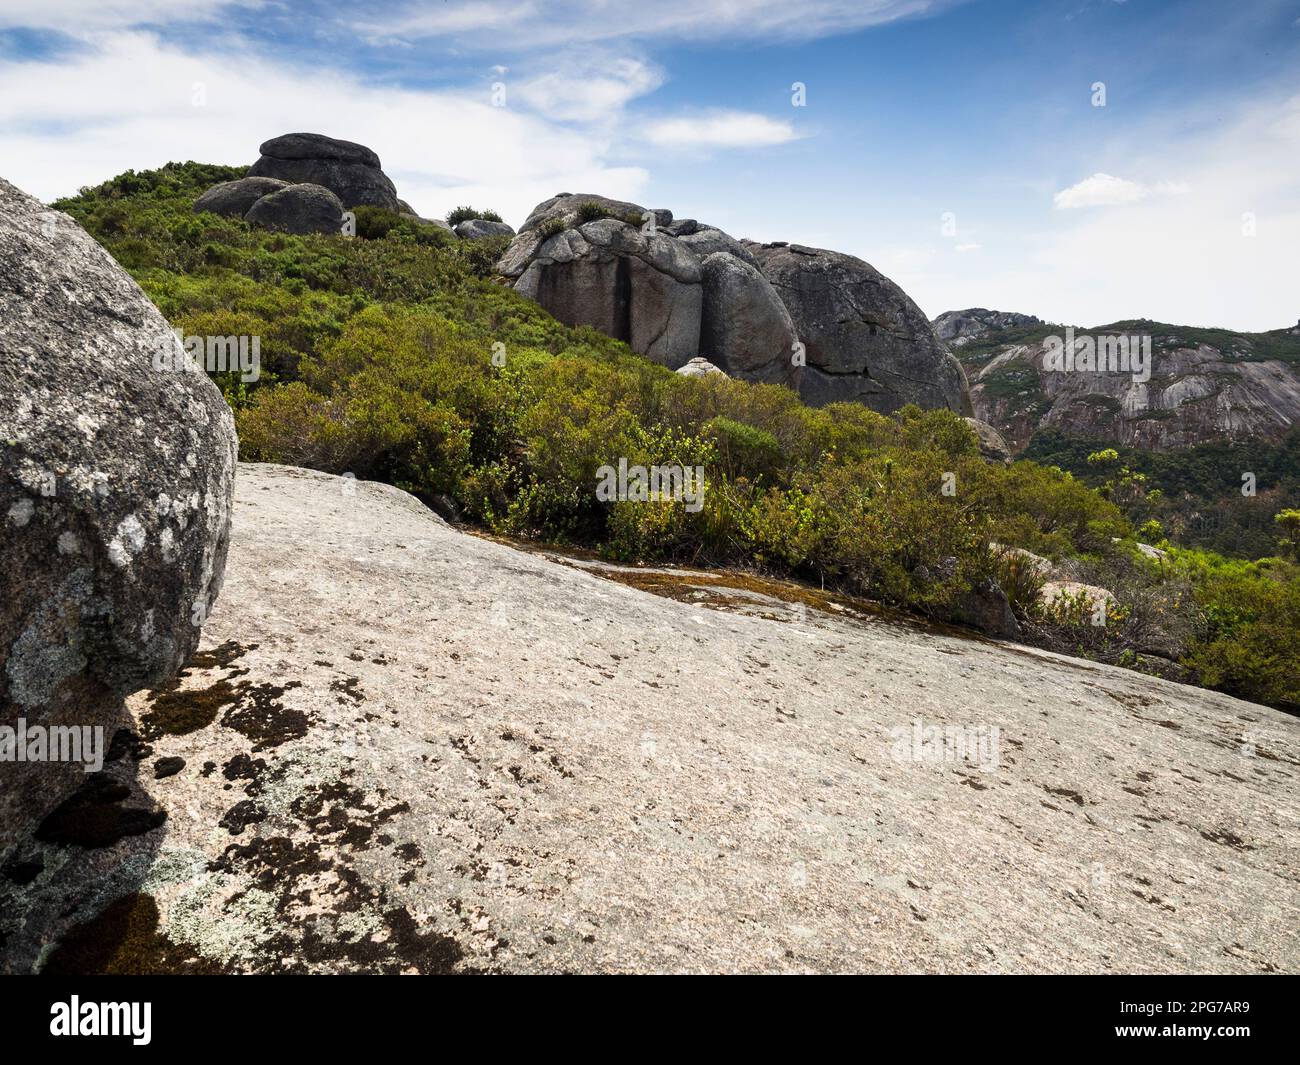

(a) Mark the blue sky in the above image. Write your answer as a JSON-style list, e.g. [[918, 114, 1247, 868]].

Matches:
[[2, 0, 1298, 329]]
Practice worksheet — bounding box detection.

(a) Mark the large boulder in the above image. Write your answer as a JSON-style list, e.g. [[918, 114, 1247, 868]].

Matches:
[[247, 132, 400, 211], [749, 242, 970, 414], [193, 176, 290, 218], [244, 183, 345, 235], [678, 226, 759, 268], [454, 218, 515, 240], [0, 178, 236, 871], [506, 217, 703, 368], [699, 252, 798, 387]]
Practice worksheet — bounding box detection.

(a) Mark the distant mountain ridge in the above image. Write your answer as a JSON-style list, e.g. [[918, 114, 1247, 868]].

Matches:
[[935, 311, 1300, 453]]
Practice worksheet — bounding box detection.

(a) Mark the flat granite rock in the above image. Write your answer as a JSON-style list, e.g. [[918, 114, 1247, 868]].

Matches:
[[8, 462, 1296, 974]]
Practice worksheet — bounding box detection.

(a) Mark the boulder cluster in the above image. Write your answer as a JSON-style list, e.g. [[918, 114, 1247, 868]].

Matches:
[[497, 193, 971, 414], [193, 133, 515, 241]]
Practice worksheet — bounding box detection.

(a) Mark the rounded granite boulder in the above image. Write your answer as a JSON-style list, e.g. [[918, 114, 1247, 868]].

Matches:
[[0, 176, 236, 862], [750, 242, 971, 415], [193, 176, 290, 218], [247, 132, 399, 211], [243, 183, 345, 235]]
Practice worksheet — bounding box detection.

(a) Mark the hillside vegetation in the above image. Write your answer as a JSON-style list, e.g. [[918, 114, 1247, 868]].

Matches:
[[52, 162, 1299, 711]]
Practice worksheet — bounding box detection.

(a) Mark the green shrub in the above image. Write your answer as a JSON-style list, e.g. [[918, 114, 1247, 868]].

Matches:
[[575, 201, 611, 224], [535, 218, 566, 240], [446, 206, 503, 226]]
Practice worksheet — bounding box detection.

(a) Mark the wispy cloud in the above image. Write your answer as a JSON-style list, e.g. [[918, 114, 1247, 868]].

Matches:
[[642, 110, 798, 150], [355, 0, 960, 49], [0, 0, 265, 32], [513, 54, 664, 124], [357, 2, 538, 44]]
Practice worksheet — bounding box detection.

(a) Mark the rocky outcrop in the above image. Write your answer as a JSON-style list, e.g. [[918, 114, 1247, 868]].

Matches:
[[965, 417, 1013, 464], [243, 183, 344, 235], [946, 316, 1300, 453], [4, 462, 1294, 973], [934, 308, 1042, 346], [517, 193, 669, 234], [750, 243, 970, 414], [193, 177, 290, 219], [499, 194, 972, 413], [1038, 580, 1118, 620], [699, 252, 799, 387], [0, 178, 236, 886], [453, 218, 515, 240], [506, 218, 703, 368], [247, 132, 400, 211]]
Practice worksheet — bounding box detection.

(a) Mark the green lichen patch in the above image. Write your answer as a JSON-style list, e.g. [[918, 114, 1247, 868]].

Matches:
[[41, 893, 227, 975]]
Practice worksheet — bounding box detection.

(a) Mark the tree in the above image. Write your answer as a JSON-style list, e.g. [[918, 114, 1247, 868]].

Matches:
[[1275, 509, 1300, 559]]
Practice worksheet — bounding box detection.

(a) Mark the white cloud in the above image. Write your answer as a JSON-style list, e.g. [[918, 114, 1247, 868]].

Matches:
[[357, 2, 538, 44], [513, 54, 664, 124], [0, 0, 264, 32], [1052, 172, 1189, 209], [954, 242, 980, 253], [355, 0, 961, 49], [642, 111, 798, 150], [0, 31, 648, 223]]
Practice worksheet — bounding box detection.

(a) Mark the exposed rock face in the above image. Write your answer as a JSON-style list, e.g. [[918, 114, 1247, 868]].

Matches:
[[193, 177, 290, 218], [243, 183, 344, 235], [247, 132, 399, 211], [507, 218, 703, 368], [955, 328, 1300, 453], [965, 417, 1013, 465], [934, 308, 1042, 346], [699, 252, 799, 387], [500, 195, 972, 413], [453, 218, 515, 240], [750, 243, 970, 414], [676, 357, 728, 377], [0, 178, 236, 879], [5, 462, 1294, 974]]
